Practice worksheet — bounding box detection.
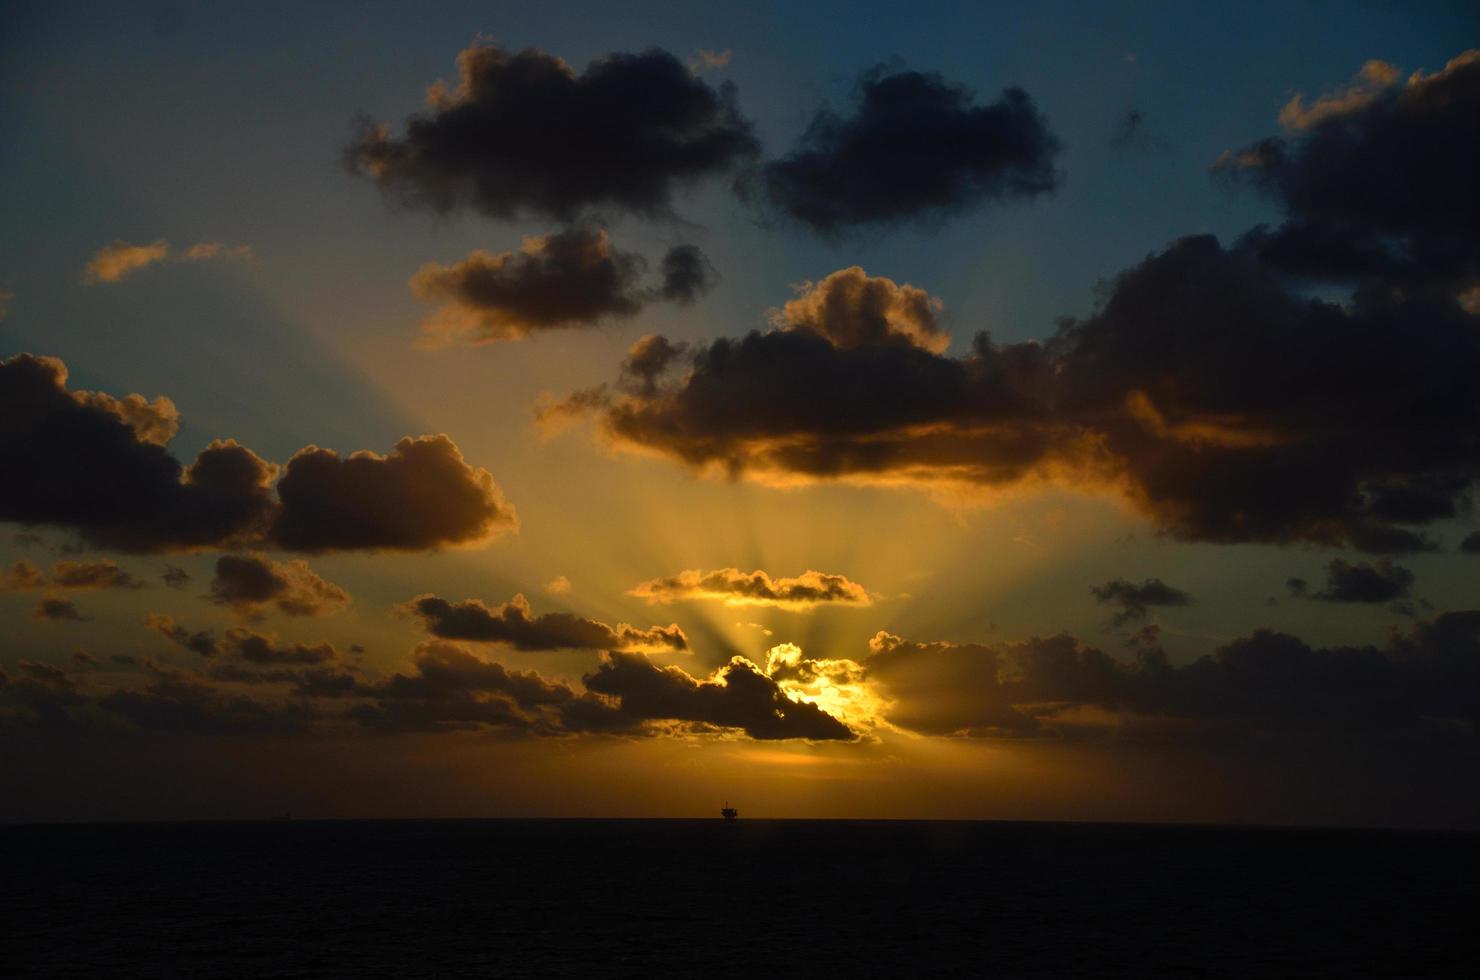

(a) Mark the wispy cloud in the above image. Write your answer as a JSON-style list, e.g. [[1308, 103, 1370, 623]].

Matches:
[[83, 239, 253, 284]]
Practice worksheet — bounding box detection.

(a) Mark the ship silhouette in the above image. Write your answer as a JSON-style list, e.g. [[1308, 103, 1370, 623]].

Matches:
[[721, 802, 738, 820]]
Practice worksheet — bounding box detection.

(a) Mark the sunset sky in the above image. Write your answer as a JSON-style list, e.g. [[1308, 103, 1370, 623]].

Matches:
[[3, 1, 1478, 827]]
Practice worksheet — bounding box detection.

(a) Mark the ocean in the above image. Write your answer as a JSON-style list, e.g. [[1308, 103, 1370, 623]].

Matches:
[[4, 819, 1477, 978]]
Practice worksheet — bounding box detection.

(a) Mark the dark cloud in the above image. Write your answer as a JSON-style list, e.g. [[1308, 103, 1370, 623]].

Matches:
[[403, 593, 688, 652], [99, 661, 312, 735], [411, 228, 714, 345], [758, 66, 1060, 234], [565, 233, 1480, 552], [657, 244, 716, 303], [268, 435, 517, 553], [1461, 531, 1480, 554], [866, 611, 1480, 737], [1310, 559, 1415, 604], [1286, 577, 1309, 598], [571, 651, 856, 740], [1, 354, 517, 554], [1110, 108, 1146, 149], [620, 335, 690, 396], [629, 567, 871, 610], [161, 565, 189, 589], [210, 554, 350, 618], [345, 44, 759, 221], [1090, 578, 1193, 627], [1216, 51, 1480, 299], [2, 558, 143, 592], [225, 629, 338, 666], [143, 612, 219, 657], [1, 353, 276, 552], [349, 640, 573, 734], [145, 611, 341, 665], [32, 597, 83, 622]]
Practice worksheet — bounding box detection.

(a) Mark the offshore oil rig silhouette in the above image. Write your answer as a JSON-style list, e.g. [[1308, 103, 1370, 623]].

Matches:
[[720, 801, 739, 820]]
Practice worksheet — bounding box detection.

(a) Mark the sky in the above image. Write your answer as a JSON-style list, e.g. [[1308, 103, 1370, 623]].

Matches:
[[2, 0, 1478, 827]]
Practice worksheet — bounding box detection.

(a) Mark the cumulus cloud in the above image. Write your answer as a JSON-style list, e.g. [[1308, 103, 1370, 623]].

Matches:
[[83, 240, 252, 284], [161, 565, 190, 589], [403, 593, 688, 652], [569, 651, 856, 740], [209, 554, 350, 618], [2, 558, 143, 592], [629, 568, 871, 610], [758, 66, 1061, 234], [561, 234, 1480, 552], [1309, 559, 1415, 604], [1090, 578, 1193, 627], [1217, 50, 1480, 300], [345, 44, 759, 221], [411, 228, 714, 344], [773, 267, 948, 353], [268, 436, 517, 553], [2, 353, 515, 554]]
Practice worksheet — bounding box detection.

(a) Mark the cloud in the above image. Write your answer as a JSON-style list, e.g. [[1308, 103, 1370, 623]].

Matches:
[[1216, 50, 1480, 299], [32, 597, 83, 622], [570, 651, 856, 740], [1309, 559, 1415, 603], [2, 558, 144, 592], [562, 234, 1480, 552], [145, 611, 340, 665], [349, 640, 574, 733], [1090, 578, 1193, 627], [403, 593, 688, 652], [268, 436, 517, 552], [657, 244, 716, 303], [1110, 108, 1146, 149], [773, 266, 949, 353], [83, 240, 252, 284], [224, 629, 338, 666], [209, 554, 350, 617], [688, 48, 732, 73], [98, 661, 312, 735], [865, 612, 1480, 738], [629, 568, 871, 610], [411, 228, 713, 344], [1462, 532, 1480, 554], [345, 43, 759, 221], [143, 612, 219, 657], [545, 575, 571, 595], [758, 66, 1061, 234], [161, 565, 190, 589], [2, 353, 515, 554], [0, 288, 13, 321]]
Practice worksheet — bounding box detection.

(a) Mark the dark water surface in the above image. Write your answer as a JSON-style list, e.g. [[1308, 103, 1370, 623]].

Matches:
[[4, 819, 1477, 978]]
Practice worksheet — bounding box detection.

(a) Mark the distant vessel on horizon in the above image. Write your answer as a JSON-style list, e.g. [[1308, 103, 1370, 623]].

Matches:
[[721, 802, 738, 820]]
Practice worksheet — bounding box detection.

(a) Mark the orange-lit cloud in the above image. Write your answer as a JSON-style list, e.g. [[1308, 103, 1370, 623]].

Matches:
[[2, 558, 144, 592], [83, 239, 253, 284]]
